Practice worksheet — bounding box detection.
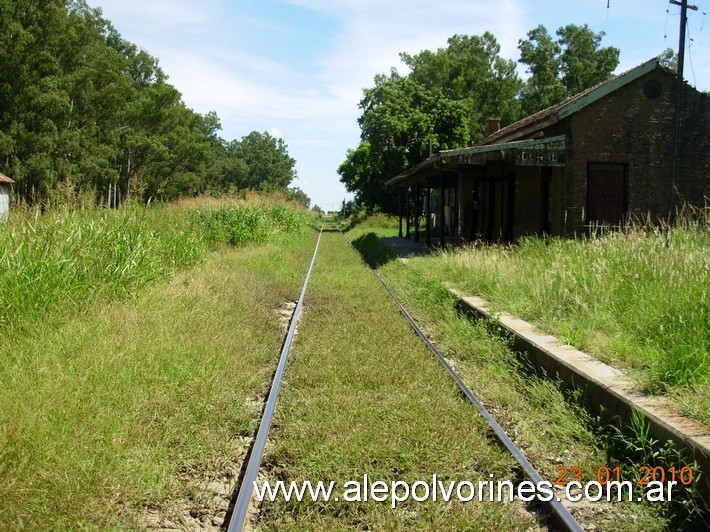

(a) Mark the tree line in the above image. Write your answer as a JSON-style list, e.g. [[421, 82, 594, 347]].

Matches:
[[0, 0, 307, 207], [339, 24, 624, 211]]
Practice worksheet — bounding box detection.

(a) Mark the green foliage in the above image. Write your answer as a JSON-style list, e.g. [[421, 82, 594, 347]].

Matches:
[[0, 202, 307, 332], [518, 25, 566, 115], [0, 1, 298, 204], [339, 142, 374, 206], [0, 207, 203, 331], [341, 25, 618, 210], [226, 131, 297, 191], [342, 72, 471, 210], [402, 33, 522, 140], [557, 24, 620, 95], [287, 186, 310, 209], [191, 204, 306, 248], [518, 24, 619, 114]]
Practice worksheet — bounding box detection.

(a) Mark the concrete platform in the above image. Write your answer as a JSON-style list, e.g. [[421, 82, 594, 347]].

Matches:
[[448, 287, 710, 493], [379, 236, 462, 258], [379, 236, 432, 258]]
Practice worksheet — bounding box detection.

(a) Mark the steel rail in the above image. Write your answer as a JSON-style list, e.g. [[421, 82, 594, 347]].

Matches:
[[227, 224, 324, 532], [336, 224, 583, 532]]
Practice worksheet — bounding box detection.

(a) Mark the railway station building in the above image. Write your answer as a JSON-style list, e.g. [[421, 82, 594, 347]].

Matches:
[[385, 58, 709, 244]]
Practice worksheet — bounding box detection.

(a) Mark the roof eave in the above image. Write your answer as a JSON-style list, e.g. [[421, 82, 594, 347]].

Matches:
[[441, 134, 566, 159], [385, 155, 442, 187]]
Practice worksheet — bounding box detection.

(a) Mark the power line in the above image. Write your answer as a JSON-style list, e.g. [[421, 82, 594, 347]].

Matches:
[[668, 0, 698, 222]]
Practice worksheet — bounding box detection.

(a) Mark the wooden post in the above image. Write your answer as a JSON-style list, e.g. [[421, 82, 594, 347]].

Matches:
[[405, 187, 411, 239], [398, 187, 403, 238], [426, 177, 432, 246], [541, 167, 551, 234], [487, 171, 495, 242], [506, 172, 515, 243], [414, 182, 420, 242], [439, 173, 445, 247], [458, 171, 465, 240]]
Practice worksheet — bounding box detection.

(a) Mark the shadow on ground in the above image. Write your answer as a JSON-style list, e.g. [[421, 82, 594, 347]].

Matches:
[[351, 233, 400, 268], [379, 236, 433, 258], [351, 233, 434, 268]]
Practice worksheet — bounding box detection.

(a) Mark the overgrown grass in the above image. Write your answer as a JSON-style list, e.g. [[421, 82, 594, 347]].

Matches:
[[191, 204, 307, 248], [0, 199, 312, 528], [303, 227, 668, 530], [0, 200, 308, 332], [342, 210, 707, 422], [434, 220, 708, 421], [258, 231, 541, 529]]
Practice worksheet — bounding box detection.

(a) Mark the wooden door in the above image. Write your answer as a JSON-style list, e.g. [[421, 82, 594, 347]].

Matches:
[[586, 163, 626, 225]]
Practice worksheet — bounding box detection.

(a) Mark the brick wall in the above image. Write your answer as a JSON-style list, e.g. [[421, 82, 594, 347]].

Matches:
[[563, 68, 708, 232]]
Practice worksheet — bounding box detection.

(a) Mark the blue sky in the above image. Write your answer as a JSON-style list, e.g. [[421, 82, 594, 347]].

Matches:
[[86, 0, 709, 211]]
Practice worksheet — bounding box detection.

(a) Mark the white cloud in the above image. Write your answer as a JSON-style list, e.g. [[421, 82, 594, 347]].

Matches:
[[94, 0, 212, 35], [86, 0, 709, 210], [268, 127, 283, 138], [299, 0, 526, 106]]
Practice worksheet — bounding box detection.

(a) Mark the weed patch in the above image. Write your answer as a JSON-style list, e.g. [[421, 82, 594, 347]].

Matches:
[[342, 213, 709, 423], [0, 202, 308, 333], [0, 224, 316, 529]]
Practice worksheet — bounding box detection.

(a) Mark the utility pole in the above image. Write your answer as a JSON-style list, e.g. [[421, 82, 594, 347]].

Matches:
[[668, 0, 697, 223]]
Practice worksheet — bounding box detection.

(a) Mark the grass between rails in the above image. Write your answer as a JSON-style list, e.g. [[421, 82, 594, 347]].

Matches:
[[0, 199, 312, 528], [255, 229, 665, 530], [257, 230, 539, 529]]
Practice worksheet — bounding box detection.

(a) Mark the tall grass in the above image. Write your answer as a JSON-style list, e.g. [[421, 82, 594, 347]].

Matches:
[[191, 205, 307, 248], [0, 201, 308, 332], [437, 215, 708, 414], [0, 224, 316, 529]]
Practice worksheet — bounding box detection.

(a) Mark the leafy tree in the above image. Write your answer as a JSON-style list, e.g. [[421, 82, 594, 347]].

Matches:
[[339, 142, 375, 208], [219, 140, 249, 191], [0, 0, 300, 204], [341, 74, 470, 210], [228, 131, 296, 191], [402, 33, 521, 140], [287, 187, 310, 209], [518, 24, 619, 114], [340, 31, 520, 211], [518, 25, 566, 115], [557, 24, 619, 96]]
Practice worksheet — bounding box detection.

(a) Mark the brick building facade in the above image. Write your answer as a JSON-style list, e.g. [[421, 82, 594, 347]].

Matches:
[[386, 58, 709, 243]]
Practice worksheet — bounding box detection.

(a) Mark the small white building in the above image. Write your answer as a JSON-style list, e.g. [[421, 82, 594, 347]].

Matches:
[[0, 172, 15, 220]]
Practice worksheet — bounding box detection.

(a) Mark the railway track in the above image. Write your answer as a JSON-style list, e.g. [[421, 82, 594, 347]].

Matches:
[[225, 222, 583, 531]]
